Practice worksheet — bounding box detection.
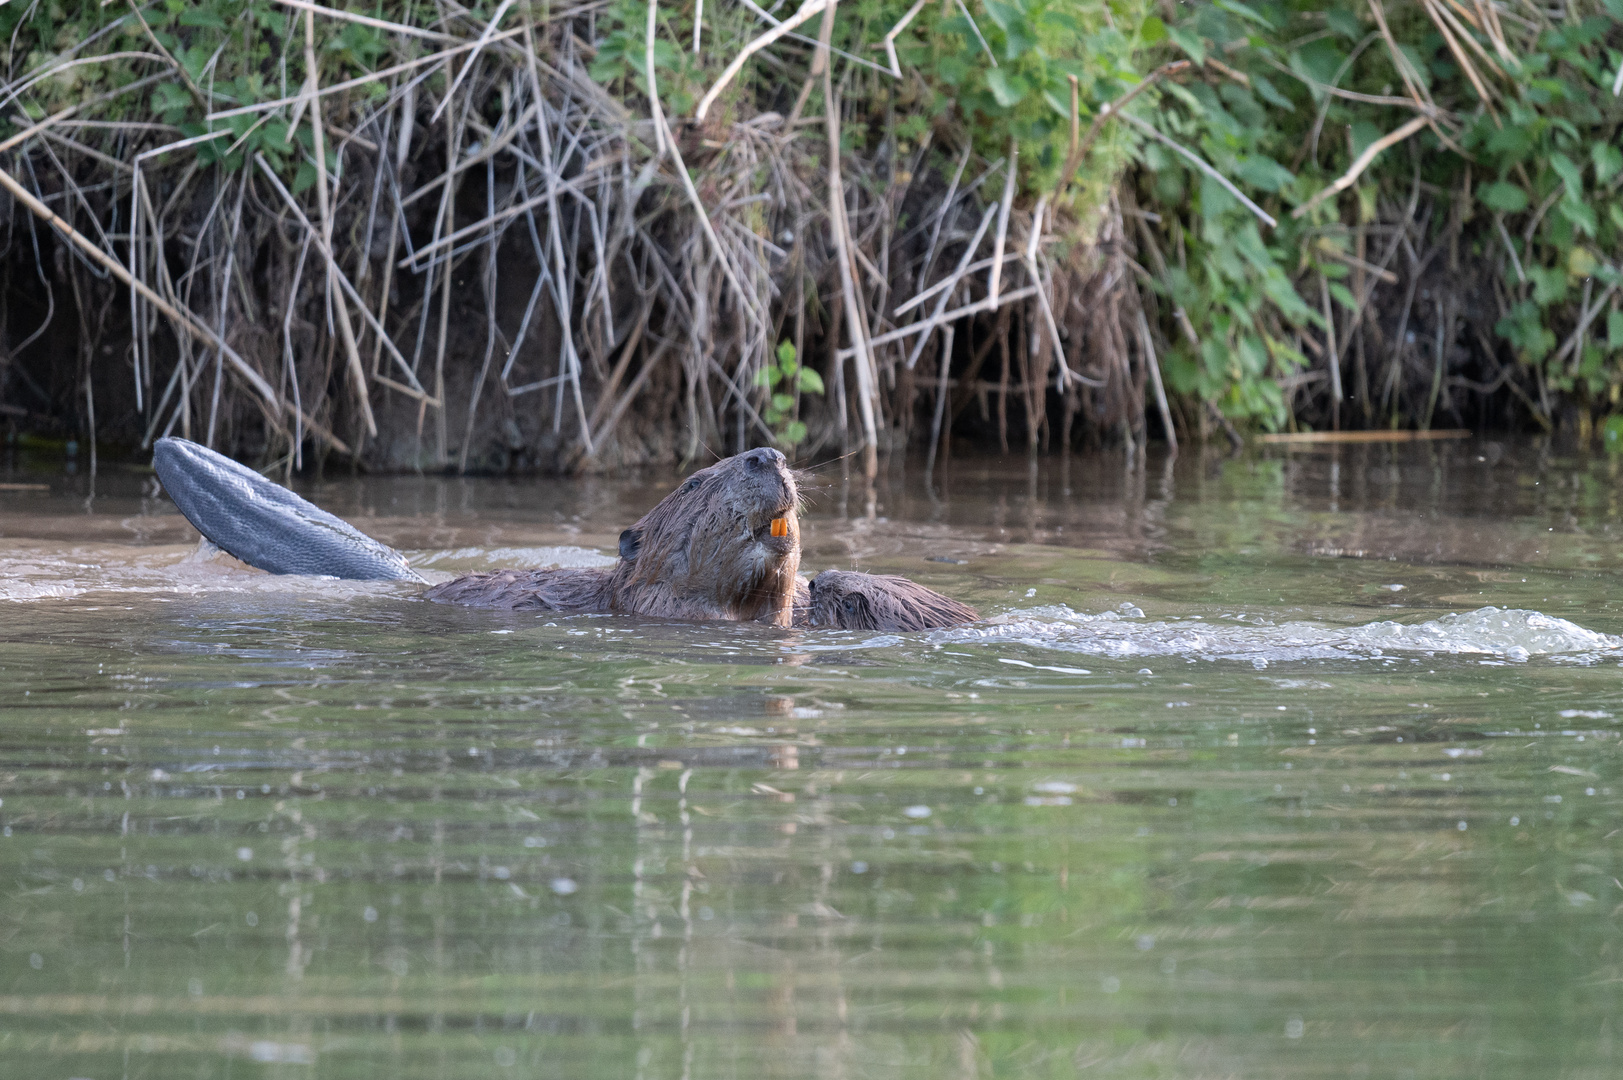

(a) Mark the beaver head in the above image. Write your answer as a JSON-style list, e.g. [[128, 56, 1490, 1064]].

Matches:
[[807, 570, 979, 631], [611, 447, 803, 625]]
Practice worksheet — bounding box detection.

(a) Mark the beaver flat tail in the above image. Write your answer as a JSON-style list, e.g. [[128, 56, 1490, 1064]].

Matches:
[[153, 436, 422, 582], [805, 570, 978, 632]]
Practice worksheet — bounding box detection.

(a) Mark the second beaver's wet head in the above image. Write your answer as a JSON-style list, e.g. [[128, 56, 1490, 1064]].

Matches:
[[615, 447, 802, 623]]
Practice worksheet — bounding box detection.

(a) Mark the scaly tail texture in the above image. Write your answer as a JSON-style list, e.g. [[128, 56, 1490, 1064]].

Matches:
[[153, 437, 423, 582]]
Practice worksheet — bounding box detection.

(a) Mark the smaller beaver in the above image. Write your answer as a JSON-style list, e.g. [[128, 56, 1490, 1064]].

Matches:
[[806, 570, 978, 632], [426, 446, 803, 626]]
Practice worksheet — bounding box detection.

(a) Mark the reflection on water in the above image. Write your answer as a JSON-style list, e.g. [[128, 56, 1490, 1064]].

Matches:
[[2, 440, 1621, 1078]]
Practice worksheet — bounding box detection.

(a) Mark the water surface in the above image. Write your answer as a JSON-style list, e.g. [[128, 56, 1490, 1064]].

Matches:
[[3, 440, 1621, 1078]]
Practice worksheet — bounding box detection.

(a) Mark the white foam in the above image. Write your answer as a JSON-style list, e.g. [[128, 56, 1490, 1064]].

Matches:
[[934, 605, 1622, 665]]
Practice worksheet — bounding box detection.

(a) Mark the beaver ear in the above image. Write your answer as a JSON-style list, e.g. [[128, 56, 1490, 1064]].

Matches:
[[619, 527, 642, 561]]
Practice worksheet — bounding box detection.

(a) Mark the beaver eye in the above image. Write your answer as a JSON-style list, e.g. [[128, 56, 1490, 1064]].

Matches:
[[682, 477, 701, 493], [843, 597, 860, 616]]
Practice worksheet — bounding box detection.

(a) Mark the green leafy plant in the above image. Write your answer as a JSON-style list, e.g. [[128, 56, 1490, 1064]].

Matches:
[[754, 341, 824, 447]]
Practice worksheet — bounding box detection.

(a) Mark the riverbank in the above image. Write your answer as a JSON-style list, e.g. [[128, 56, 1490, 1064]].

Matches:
[[1, 2, 1618, 474]]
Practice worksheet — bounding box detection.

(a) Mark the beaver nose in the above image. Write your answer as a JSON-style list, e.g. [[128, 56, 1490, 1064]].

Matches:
[[743, 447, 785, 471]]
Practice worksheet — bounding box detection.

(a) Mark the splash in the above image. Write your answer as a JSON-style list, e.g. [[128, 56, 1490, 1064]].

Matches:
[[935, 605, 1623, 665]]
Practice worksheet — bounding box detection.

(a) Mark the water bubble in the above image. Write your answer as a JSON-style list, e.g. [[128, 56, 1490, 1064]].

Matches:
[[245, 911, 258, 926], [494, 1047, 517, 1068], [104, 869, 116, 881], [1457, 821, 1468, 831], [1510, 816, 1519, 826], [1032, 782, 1076, 795], [188, 978, 204, 997], [1586, 788, 1596, 796], [699, 906, 715, 921], [236, 847, 253, 862], [881, 827, 896, 839], [850, 861, 868, 874], [550, 877, 578, 895], [523, 836, 546, 848], [29, 953, 42, 970], [1026, 589, 1038, 598], [493, 866, 511, 880], [1139, 668, 1153, 675], [973, 787, 984, 795], [1136, 934, 1156, 951], [1100, 976, 1121, 993], [1285, 1017, 1304, 1039], [363, 906, 379, 923], [1160, 957, 1177, 974], [235, 789, 245, 800], [904, 805, 932, 819], [72, 878, 84, 893]]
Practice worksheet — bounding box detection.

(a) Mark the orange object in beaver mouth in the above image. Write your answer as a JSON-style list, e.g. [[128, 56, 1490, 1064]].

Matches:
[[770, 517, 789, 537]]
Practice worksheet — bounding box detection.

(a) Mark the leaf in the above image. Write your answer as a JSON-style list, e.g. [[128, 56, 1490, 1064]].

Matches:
[[1140, 16, 1166, 45], [1325, 6, 1363, 39], [1329, 282, 1359, 311], [1235, 154, 1295, 193], [1604, 415, 1623, 453], [982, 0, 1020, 32], [1593, 142, 1623, 185], [775, 340, 797, 365], [1251, 72, 1293, 111], [179, 7, 227, 29], [1528, 266, 1568, 305], [771, 393, 795, 413], [779, 420, 808, 446], [1212, 0, 1275, 30], [985, 69, 1030, 108], [291, 160, 317, 195], [753, 368, 775, 388], [1479, 181, 1529, 213], [1166, 25, 1206, 65], [1559, 197, 1598, 238], [1550, 152, 1584, 194], [797, 368, 825, 395], [1608, 310, 1623, 350], [1567, 247, 1599, 279]]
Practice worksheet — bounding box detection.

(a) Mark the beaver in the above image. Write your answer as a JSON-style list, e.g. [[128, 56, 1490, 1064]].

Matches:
[[805, 569, 978, 631], [425, 446, 805, 626]]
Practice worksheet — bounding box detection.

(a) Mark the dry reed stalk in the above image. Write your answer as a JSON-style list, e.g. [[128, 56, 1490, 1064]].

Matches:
[[0, 0, 1196, 473], [303, 9, 377, 440]]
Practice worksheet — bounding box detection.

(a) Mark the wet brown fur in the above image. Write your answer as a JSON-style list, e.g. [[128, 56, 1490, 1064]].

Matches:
[[425, 448, 803, 626], [806, 570, 979, 631]]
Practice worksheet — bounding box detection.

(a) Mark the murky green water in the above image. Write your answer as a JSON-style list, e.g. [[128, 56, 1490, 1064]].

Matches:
[[3, 440, 1622, 1078]]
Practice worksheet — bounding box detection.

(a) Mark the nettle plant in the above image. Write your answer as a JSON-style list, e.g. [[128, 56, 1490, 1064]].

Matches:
[[754, 341, 824, 447], [933, 0, 1153, 196]]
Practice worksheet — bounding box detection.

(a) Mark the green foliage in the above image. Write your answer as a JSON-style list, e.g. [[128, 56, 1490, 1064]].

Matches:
[[1130, 0, 1623, 429], [584, 0, 1148, 207], [0, 0, 385, 182], [753, 341, 825, 446]]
